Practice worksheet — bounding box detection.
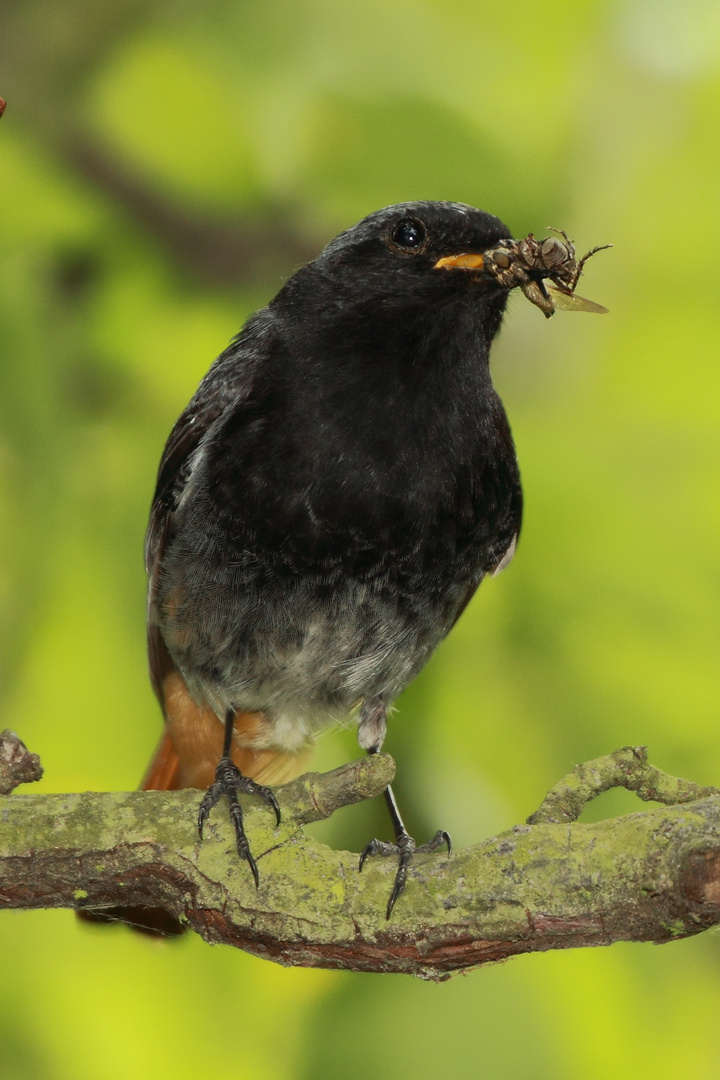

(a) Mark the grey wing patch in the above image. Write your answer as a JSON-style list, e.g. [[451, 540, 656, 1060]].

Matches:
[[145, 379, 240, 702], [489, 533, 518, 577], [145, 415, 214, 706]]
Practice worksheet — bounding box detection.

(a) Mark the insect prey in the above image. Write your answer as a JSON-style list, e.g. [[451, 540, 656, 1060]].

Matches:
[[483, 229, 611, 317]]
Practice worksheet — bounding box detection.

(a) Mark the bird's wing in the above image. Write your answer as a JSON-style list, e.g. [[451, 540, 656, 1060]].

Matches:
[[145, 353, 248, 704], [448, 476, 523, 633]]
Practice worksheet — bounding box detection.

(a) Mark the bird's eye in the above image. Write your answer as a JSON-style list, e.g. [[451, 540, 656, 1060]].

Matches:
[[389, 218, 428, 253]]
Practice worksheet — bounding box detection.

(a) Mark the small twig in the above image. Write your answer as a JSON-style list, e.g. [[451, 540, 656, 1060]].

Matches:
[[0, 730, 43, 794], [528, 745, 720, 825], [282, 754, 396, 824]]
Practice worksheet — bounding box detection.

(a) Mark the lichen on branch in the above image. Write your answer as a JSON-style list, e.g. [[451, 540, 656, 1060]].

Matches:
[[2, 744, 720, 980], [528, 745, 720, 824]]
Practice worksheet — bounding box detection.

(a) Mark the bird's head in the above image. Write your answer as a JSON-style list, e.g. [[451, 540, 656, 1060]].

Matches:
[[272, 202, 515, 361], [313, 200, 512, 304]]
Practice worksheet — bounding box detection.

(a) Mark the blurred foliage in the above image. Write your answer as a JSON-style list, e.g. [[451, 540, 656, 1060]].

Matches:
[[2, 0, 720, 1077]]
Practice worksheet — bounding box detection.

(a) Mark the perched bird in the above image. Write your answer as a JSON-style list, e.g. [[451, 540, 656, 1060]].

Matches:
[[116, 200, 529, 932]]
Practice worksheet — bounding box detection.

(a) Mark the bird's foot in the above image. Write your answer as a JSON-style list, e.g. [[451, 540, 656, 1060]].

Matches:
[[359, 828, 451, 919], [197, 754, 281, 887]]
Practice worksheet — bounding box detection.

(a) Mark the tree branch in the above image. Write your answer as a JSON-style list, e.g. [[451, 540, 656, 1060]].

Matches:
[[2, 745, 720, 980], [528, 745, 720, 824]]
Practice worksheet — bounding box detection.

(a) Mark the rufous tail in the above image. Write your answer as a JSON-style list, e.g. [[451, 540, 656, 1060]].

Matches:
[[78, 676, 312, 938]]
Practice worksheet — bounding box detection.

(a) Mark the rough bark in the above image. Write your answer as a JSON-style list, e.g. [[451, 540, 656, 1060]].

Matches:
[[0, 730, 43, 794], [2, 744, 720, 980]]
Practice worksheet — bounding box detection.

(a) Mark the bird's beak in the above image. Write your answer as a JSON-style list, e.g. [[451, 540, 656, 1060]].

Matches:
[[433, 253, 485, 271]]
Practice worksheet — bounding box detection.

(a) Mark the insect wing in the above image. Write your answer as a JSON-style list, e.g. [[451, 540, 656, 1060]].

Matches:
[[547, 284, 608, 314]]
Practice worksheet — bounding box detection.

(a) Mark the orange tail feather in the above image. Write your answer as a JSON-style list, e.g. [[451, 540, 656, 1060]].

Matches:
[[141, 728, 181, 791], [79, 671, 312, 939]]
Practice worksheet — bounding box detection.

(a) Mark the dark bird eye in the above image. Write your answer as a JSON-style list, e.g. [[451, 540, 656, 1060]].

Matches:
[[390, 218, 427, 252]]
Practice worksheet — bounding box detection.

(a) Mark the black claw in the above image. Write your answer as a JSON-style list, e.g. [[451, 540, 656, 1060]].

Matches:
[[386, 851, 412, 919], [358, 843, 371, 873], [264, 788, 282, 827], [359, 838, 396, 872], [417, 829, 451, 857], [226, 790, 261, 887], [359, 828, 452, 919], [197, 782, 223, 838], [196, 754, 280, 887]]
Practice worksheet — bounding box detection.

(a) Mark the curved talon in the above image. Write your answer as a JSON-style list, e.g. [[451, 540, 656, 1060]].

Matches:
[[227, 790, 260, 888], [258, 785, 281, 827], [386, 864, 409, 919], [196, 754, 280, 888], [418, 829, 452, 857], [359, 828, 452, 919], [198, 780, 224, 838], [359, 838, 396, 872]]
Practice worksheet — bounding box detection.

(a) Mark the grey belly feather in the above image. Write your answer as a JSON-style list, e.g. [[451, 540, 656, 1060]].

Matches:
[[155, 539, 476, 751]]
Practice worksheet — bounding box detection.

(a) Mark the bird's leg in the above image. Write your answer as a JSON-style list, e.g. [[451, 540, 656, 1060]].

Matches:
[[358, 696, 451, 919], [197, 708, 281, 887]]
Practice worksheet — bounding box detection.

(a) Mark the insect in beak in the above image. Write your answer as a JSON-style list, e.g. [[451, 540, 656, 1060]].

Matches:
[[437, 229, 612, 317]]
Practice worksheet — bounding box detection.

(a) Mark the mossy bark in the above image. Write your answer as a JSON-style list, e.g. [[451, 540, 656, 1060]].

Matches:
[[2, 748, 720, 980]]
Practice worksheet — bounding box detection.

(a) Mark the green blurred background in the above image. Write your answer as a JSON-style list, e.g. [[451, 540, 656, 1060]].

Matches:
[[2, 0, 720, 1076]]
